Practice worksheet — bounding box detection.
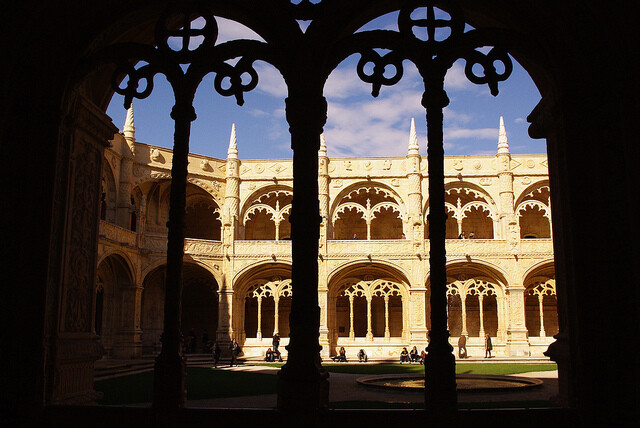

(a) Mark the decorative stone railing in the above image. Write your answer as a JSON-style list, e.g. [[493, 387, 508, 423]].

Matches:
[[98, 221, 137, 247], [327, 239, 412, 257], [445, 238, 553, 257], [233, 240, 292, 260], [144, 234, 169, 253], [184, 238, 222, 255], [108, 233, 553, 259]]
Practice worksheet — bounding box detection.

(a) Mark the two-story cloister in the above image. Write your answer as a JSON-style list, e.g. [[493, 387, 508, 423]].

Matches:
[[97, 110, 555, 360]]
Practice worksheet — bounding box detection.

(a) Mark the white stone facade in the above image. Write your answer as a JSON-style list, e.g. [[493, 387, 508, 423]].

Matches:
[[96, 110, 555, 360]]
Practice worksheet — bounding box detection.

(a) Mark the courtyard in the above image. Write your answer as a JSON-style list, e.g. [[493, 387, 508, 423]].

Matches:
[[95, 357, 558, 409]]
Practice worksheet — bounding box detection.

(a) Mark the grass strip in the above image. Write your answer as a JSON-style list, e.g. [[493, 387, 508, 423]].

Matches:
[[95, 367, 277, 405]]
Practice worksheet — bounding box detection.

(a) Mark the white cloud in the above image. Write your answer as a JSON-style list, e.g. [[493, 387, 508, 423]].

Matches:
[[215, 17, 265, 44], [515, 117, 526, 123], [444, 127, 497, 140], [254, 63, 287, 98], [444, 61, 472, 91]]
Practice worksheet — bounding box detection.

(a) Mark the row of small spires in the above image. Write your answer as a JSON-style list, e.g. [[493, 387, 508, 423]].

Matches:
[[120, 104, 510, 157]]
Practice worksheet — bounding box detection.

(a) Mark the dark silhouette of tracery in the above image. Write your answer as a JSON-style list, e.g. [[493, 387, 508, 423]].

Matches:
[[85, 0, 513, 419]]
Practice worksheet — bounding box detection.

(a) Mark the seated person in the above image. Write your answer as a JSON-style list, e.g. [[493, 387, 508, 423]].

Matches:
[[400, 347, 409, 363], [338, 346, 347, 362], [357, 348, 367, 363], [265, 347, 273, 362], [420, 350, 427, 365], [409, 346, 419, 362], [273, 348, 283, 362]]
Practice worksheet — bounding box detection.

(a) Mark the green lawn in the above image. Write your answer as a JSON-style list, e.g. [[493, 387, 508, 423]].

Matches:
[[95, 363, 556, 405], [95, 368, 277, 405]]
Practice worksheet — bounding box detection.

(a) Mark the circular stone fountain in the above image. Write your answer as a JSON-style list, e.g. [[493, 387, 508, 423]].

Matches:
[[357, 374, 543, 393]]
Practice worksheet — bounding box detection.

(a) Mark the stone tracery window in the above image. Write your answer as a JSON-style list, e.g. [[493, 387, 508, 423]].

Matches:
[[517, 184, 551, 239], [245, 277, 292, 339], [525, 279, 557, 337], [338, 276, 405, 339], [332, 186, 404, 239], [441, 186, 497, 239], [243, 188, 292, 240], [447, 277, 500, 338]]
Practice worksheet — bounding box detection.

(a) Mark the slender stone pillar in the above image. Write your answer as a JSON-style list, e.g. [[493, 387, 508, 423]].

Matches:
[[422, 78, 457, 413], [349, 296, 355, 339], [461, 295, 468, 337], [277, 93, 329, 414], [538, 295, 546, 337], [366, 297, 373, 340], [257, 297, 263, 340], [274, 297, 280, 335], [153, 100, 196, 413], [478, 296, 486, 338], [384, 296, 390, 340]]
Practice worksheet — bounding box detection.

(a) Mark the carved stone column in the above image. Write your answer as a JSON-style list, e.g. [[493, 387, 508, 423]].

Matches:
[[422, 78, 457, 413], [45, 95, 112, 404], [384, 295, 390, 340], [348, 296, 355, 339], [478, 295, 486, 339], [277, 92, 329, 414], [366, 297, 373, 340], [257, 296, 263, 340], [217, 288, 234, 345], [538, 295, 546, 337], [152, 100, 196, 412], [274, 296, 280, 335], [113, 284, 143, 358], [506, 284, 530, 356], [461, 295, 468, 337]]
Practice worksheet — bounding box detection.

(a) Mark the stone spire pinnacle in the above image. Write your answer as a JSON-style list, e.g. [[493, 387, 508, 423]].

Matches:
[[319, 132, 327, 157], [123, 103, 135, 142], [227, 123, 238, 159], [408, 117, 419, 155], [498, 116, 510, 154]]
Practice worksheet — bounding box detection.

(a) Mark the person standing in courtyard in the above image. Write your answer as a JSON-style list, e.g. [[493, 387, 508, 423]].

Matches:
[[229, 338, 240, 367], [272, 333, 280, 352], [458, 334, 467, 359], [485, 334, 492, 358], [212, 341, 221, 368]]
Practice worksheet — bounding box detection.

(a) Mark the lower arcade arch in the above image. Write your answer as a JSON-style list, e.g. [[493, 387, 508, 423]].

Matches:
[[95, 253, 136, 358], [524, 264, 557, 339], [328, 264, 409, 358], [141, 263, 219, 355], [233, 263, 292, 357], [427, 263, 508, 348]]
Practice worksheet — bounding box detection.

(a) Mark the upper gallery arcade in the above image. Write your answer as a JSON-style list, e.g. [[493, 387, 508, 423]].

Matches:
[[97, 107, 555, 360]]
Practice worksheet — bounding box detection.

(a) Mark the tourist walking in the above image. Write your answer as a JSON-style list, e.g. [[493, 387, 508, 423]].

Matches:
[[485, 334, 492, 358], [458, 334, 467, 359], [272, 333, 280, 352]]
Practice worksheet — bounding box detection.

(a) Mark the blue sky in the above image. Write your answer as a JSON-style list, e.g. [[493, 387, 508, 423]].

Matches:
[[107, 12, 545, 160]]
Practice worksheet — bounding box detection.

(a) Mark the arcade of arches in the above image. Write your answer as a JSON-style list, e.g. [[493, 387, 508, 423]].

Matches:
[[97, 114, 556, 359]]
